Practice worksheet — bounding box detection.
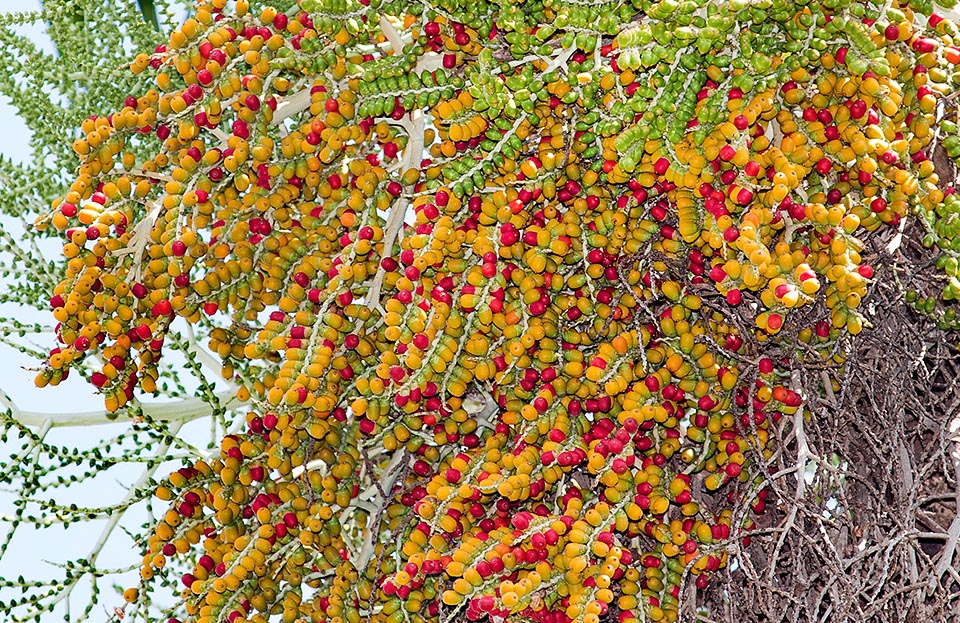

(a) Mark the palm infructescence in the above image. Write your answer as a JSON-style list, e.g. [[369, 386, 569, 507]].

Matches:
[[2, 0, 960, 622]]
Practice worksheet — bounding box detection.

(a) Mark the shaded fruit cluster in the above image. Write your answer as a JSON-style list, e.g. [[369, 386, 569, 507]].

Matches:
[[36, 0, 960, 622]]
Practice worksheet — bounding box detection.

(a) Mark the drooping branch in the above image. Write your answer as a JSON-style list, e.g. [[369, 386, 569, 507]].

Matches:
[[364, 108, 425, 310], [9, 390, 237, 428]]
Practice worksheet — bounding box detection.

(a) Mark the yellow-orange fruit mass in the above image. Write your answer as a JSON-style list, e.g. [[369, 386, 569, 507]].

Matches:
[[35, 0, 960, 622]]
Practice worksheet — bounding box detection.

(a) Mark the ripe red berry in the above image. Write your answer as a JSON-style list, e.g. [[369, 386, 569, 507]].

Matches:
[[152, 299, 173, 317]]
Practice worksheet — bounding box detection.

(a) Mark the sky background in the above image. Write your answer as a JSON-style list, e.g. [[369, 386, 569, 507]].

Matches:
[[0, 0, 119, 414], [0, 5, 212, 617], [0, 3, 132, 617]]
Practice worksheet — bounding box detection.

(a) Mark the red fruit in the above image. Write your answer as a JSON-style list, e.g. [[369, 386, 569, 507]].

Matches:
[[767, 313, 783, 331], [850, 99, 866, 119], [644, 376, 660, 392], [382, 141, 398, 159], [815, 321, 830, 338], [884, 23, 899, 41], [153, 299, 173, 317], [412, 460, 431, 477], [913, 37, 936, 53], [256, 415, 276, 433]]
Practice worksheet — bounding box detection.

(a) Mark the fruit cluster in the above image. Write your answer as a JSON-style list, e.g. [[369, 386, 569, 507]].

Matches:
[[36, 0, 960, 622]]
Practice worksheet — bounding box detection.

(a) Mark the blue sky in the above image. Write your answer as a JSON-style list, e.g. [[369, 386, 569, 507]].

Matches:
[[0, 4, 132, 619], [0, 7, 213, 619], [0, 0, 100, 412], [1, 0, 48, 163]]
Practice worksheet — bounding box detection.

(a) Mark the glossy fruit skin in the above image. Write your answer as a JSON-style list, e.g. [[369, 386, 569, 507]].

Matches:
[[35, 1, 960, 622]]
